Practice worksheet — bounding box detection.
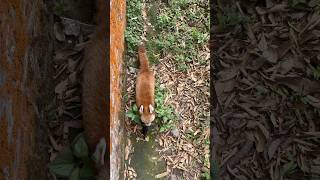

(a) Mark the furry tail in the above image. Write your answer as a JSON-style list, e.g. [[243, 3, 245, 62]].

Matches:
[[138, 44, 149, 71]]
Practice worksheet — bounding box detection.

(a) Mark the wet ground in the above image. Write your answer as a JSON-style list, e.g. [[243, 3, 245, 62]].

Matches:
[[127, 133, 167, 180]]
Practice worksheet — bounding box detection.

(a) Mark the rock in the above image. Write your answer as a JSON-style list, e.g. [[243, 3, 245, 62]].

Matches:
[[171, 128, 180, 138], [169, 174, 178, 180]]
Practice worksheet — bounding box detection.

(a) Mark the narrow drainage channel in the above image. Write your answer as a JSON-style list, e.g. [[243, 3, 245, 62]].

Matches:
[[126, 132, 167, 180], [123, 0, 168, 178]]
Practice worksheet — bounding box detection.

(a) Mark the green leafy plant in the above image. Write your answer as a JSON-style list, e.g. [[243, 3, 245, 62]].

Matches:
[[308, 0, 320, 7], [280, 161, 297, 178], [126, 84, 176, 132], [53, 0, 68, 15], [126, 0, 209, 70], [311, 66, 320, 80], [49, 133, 95, 180], [201, 171, 211, 180], [126, 104, 141, 124], [288, 0, 306, 7], [125, 0, 144, 56], [155, 85, 176, 132], [217, 5, 250, 30]]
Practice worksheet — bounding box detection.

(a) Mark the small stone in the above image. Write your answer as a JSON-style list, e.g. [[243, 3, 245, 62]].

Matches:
[[170, 174, 178, 180], [145, 136, 149, 141], [129, 67, 137, 73], [171, 128, 180, 138]]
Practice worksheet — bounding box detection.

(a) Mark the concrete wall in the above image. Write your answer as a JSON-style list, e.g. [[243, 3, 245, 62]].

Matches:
[[0, 0, 50, 179], [110, 0, 126, 179]]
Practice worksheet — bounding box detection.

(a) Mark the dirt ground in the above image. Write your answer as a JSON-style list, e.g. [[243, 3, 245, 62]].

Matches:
[[211, 0, 320, 179]]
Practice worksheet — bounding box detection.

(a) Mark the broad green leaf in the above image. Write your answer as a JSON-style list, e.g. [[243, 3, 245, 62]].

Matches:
[[79, 160, 95, 177], [69, 167, 80, 180], [309, 0, 320, 7], [49, 147, 75, 177], [160, 126, 165, 132], [132, 104, 138, 111], [72, 133, 89, 159], [280, 161, 297, 177]]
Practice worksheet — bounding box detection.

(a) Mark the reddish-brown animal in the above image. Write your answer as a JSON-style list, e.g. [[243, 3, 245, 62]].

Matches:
[[81, 0, 108, 179], [136, 44, 155, 127]]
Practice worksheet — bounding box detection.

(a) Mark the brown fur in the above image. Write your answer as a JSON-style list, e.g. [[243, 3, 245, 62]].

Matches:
[[136, 44, 156, 125], [81, 0, 108, 178]]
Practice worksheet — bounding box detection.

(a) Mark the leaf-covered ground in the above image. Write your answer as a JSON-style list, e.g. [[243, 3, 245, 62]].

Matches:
[[212, 0, 320, 179], [124, 0, 210, 179], [46, 2, 97, 178]]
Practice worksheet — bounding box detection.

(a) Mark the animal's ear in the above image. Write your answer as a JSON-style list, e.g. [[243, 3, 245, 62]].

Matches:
[[149, 104, 154, 113], [139, 105, 144, 114], [92, 137, 106, 166]]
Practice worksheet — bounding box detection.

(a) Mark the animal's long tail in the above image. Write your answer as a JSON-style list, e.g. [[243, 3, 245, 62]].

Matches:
[[138, 44, 149, 71]]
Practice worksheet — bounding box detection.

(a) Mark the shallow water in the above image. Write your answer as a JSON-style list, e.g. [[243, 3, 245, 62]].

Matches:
[[128, 133, 167, 180]]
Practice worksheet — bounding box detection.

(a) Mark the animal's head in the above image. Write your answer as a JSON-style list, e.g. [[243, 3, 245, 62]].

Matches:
[[139, 104, 155, 126]]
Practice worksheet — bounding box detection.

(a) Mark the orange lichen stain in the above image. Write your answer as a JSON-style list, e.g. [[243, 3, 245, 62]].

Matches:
[[110, 0, 126, 120], [0, 0, 42, 179], [110, 0, 125, 173]]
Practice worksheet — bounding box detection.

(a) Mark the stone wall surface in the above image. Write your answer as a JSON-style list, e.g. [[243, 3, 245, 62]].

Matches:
[[0, 0, 49, 179], [110, 0, 126, 179]]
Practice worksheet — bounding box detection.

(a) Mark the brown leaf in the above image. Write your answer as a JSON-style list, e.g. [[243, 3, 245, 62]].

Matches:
[[258, 34, 278, 63], [62, 18, 81, 36], [68, 59, 78, 72], [279, 58, 294, 74], [54, 49, 78, 65], [306, 95, 320, 108], [218, 67, 239, 81], [274, 76, 320, 95], [155, 171, 169, 179], [236, 103, 259, 117], [254, 131, 265, 153], [269, 112, 278, 127], [268, 138, 281, 160], [262, 48, 278, 63], [245, 57, 266, 71], [68, 72, 78, 86], [215, 80, 236, 96], [49, 135, 63, 151], [256, 121, 270, 140], [54, 22, 65, 41], [55, 79, 68, 96]]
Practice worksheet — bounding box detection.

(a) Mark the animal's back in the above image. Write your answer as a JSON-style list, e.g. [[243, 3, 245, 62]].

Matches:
[[81, 33, 107, 152], [81, 0, 109, 179], [136, 45, 155, 107]]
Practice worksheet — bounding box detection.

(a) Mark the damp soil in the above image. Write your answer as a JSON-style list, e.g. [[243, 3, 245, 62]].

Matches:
[[127, 132, 167, 180]]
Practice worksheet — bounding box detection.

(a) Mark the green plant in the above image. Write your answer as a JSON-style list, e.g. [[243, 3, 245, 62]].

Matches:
[[49, 133, 95, 180], [126, 84, 176, 132], [125, 0, 144, 55], [53, 0, 68, 15], [155, 84, 176, 132], [126, 104, 141, 124], [217, 5, 250, 30], [201, 171, 211, 180], [143, 0, 209, 71], [311, 66, 320, 80], [288, 0, 306, 7], [308, 0, 320, 7]]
